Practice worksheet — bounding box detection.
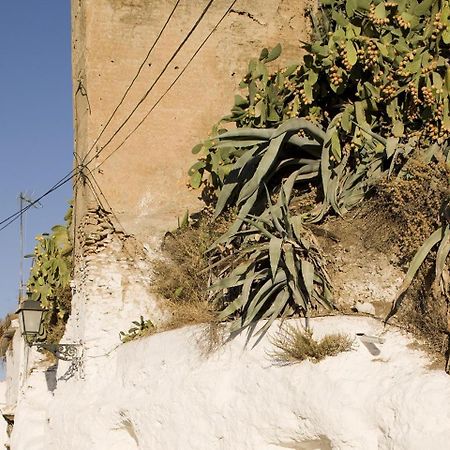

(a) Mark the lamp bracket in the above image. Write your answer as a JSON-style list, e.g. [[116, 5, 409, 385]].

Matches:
[[33, 343, 81, 362]]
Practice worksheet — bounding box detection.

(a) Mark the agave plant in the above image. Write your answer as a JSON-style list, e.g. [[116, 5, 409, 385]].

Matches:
[[209, 178, 333, 341], [186, 0, 450, 345], [207, 116, 400, 232], [209, 118, 325, 234]]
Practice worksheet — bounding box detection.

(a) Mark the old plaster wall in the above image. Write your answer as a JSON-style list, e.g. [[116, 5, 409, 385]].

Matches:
[[67, 0, 315, 363], [72, 0, 313, 241]]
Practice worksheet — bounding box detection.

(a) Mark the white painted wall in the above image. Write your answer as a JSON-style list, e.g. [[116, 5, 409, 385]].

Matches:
[[8, 316, 450, 450]]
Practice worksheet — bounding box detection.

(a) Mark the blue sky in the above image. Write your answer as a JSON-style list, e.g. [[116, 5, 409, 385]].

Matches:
[[0, 2, 73, 318]]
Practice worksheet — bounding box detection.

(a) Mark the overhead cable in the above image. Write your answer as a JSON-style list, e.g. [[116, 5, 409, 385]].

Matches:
[[89, 0, 237, 170]]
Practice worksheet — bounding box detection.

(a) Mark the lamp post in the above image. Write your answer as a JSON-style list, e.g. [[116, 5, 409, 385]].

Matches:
[[16, 296, 81, 364]]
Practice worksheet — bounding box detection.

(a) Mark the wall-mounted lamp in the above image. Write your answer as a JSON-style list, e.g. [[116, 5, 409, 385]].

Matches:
[[16, 295, 82, 369]]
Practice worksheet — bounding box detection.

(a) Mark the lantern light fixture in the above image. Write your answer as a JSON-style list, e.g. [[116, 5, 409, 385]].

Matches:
[[16, 294, 81, 366]]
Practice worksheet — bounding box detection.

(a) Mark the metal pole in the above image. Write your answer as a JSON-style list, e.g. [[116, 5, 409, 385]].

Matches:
[[19, 193, 24, 301]]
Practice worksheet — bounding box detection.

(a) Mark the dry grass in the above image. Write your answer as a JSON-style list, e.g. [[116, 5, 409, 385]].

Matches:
[[153, 212, 233, 305], [335, 159, 450, 364], [269, 324, 353, 365], [152, 211, 235, 341], [163, 300, 215, 329], [160, 301, 225, 357]]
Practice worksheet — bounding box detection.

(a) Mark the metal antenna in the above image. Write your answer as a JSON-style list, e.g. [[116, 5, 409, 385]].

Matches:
[[18, 192, 42, 301]]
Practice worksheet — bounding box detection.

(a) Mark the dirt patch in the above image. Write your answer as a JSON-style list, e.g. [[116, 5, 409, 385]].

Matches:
[[312, 211, 404, 314], [304, 159, 450, 362]]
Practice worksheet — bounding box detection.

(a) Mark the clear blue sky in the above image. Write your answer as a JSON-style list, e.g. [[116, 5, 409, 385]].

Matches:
[[0, 2, 73, 318]]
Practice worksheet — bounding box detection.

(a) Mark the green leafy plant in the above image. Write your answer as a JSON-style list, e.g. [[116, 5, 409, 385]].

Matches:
[[185, 0, 450, 347], [120, 316, 155, 343], [269, 324, 353, 365], [191, 0, 450, 196], [209, 118, 323, 228], [209, 179, 333, 341], [26, 206, 73, 343]]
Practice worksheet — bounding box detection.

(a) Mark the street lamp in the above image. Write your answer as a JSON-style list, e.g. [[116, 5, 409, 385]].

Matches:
[[16, 296, 81, 365], [16, 299, 45, 341]]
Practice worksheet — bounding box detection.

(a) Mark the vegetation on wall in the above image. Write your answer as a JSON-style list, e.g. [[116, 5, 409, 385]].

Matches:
[[152, 0, 450, 361], [269, 324, 353, 365], [120, 316, 155, 343], [27, 206, 73, 343]]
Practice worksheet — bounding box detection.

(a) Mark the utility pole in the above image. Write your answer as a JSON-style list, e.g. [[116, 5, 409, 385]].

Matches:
[[18, 192, 41, 302]]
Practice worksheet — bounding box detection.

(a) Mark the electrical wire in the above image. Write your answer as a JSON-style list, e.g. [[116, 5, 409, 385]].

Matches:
[[88, 0, 237, 171], [0, 0, 234, 233], [86, 0, 216, 163], [0, 0, 184, 233], [0, 173, 75, 232], [80, 0, 182, 165]]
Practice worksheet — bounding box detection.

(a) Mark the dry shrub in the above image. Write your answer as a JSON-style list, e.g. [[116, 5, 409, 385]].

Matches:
[[363, 159, 450, 361], [196, 321, 226, 358], [152, 212, 233, 352], [370, 159, 450, 264], [164, 300, 215, 329], [269, 324, 353, 365], [153, 212, 233, 305], [396, 260, 449, 359]]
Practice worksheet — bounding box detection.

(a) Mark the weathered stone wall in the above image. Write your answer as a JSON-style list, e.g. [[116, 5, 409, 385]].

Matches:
[[72, 0, 313, 241], [68, 0, 316, 363]]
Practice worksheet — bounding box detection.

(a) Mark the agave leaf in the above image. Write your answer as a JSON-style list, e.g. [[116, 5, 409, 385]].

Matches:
[[284, 243, 306, 309], [213, 128, 273, 141], [287, 135, 322, 157], [263, 186, 284, 234], [211, 189, 260, 249], [273, 118, 325, 142], [253, 289, 290, 340], [239, 269, 287, 329], [213, 139, 267, 148], [236, 133, 286, 205], [210, 258, 253, 292], [269, 237, 283, 280], [387, 227, 444, 320], [435, 225, 450, 286], [300, 259, 315, 301], [214, 145, 261, 217], [241, 216, 276, 240], [217, 266, 256, 320]]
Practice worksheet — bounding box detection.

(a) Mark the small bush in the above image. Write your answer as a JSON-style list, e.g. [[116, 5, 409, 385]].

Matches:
[[371, 159, 450, 264], [153, 212, 234, 306], [269, 324, 353, 365], [120, 316, 155, 343]]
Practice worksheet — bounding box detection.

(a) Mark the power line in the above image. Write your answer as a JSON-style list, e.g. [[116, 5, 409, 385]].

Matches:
[[89, 0, 237, 171], [0, 0, 186, 233], [0, 172, 75, 232], [0, 0, 234, 233], [86, 0, 216, 163], [80, 0, 182, 165]]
